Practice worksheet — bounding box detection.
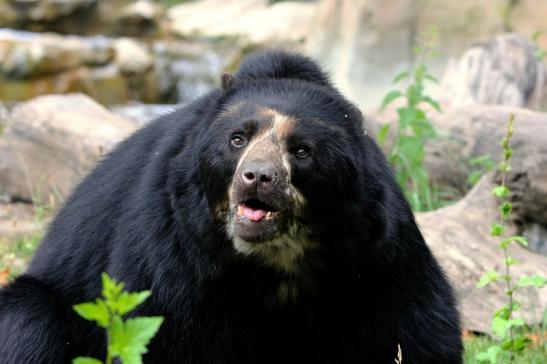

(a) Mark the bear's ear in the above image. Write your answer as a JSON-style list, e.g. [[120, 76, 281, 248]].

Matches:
[[235, 50, 331, 87], [221, 73, 234, 91]]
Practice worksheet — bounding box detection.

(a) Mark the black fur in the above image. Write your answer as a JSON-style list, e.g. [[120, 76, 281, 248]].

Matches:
[[0, 50, 462, 363]]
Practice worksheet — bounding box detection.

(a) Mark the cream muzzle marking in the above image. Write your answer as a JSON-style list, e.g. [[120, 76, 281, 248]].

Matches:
[[226, 109, 311, 273]]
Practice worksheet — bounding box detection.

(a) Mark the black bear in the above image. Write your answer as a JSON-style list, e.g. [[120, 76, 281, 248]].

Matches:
[[0, 50, 462, 363]]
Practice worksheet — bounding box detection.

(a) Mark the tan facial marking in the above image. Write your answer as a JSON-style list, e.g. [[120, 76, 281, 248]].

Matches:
[[259, 107, 296, 139], [233, 108, 294, 171]]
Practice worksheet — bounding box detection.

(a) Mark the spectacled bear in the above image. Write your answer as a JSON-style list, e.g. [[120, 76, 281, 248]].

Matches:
[[0, 50, 463, 363]]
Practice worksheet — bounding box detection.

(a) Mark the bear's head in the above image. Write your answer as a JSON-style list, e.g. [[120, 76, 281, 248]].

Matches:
[[198, 51, 385, 274]]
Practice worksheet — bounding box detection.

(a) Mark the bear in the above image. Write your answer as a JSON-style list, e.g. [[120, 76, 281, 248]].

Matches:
[[0, 50, 463, 363]]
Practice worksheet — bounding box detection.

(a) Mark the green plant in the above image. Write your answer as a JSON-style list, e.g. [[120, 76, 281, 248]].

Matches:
[[155, 0, 187, 6], [73, 273, 163, 364], [465, 333, 546, 364], [468, 154, 495, 186], [378, 63, 440, 211], [501, 0, 519, 32], [475, 114, 547, 363], [531, 31, 547, 62]]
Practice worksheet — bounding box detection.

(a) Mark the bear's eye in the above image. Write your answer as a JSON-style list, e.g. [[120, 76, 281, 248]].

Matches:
[[294, 146, 310, 159], [230, 134, 246, 148]]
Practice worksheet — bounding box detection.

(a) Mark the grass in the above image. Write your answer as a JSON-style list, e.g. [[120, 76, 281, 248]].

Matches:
[[0, 234, 42, 283], [464, 333, 547, 363]]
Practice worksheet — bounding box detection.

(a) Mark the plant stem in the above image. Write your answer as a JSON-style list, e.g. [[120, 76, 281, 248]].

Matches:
[[503, 247, 515, 361], [106, 309, 114, 364], [500, 114, 516, 361]]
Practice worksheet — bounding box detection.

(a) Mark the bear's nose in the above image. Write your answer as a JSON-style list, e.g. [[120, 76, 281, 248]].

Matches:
[[241, 160, 277, 188]]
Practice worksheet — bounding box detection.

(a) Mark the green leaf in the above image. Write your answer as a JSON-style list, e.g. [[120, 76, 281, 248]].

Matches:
[[518, 274, 547, 288], [414, 64, 426, 83], [499, 201, 512, 219], [511, 235, 528, 247], [421, 96, 441, 112], [467, 171, 483, 186], [114, 291, 152, 316], [73, 300, 109, 328], [101, 273, 124, 302], [503, 335, 531, 352], [499, 238, 511, 249], [470, 154, 494, 167], [490, 223, 504, 237], [493, 305, 510, 320], [380, 90, 403, 111], [505, 256, 519, 266], [491, 316, 524, 339], [498, 161, 511, 173], [111, 317, 164, 364], [424, 74, 439, 84], [532, 30, 544, 42], [73, 358, 103, 364], [377, 124, 391, 145], [536, 49, 547, 61], [125, 317, 164, 347], [501, 236, 528, 248], [477, 270, 498, 288], [410, 118, 436, 139], [406, 84, 423, 107], [392, 71, 409, 84], [475, 345, 502, 363], [397, 107, 420, 129], [492, 186, 510, 198]]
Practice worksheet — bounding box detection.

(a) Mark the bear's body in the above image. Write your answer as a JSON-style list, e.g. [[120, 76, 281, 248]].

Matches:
[[0, 51, 462, 363]]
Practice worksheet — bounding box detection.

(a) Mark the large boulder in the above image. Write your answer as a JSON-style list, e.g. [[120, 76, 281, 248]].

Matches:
[[0, 29, 113, 78], [307, 0, 547, 106], [7, 0, 97, 23], [417, 176, 547, 333], [440, 33, 547, 110], [0, 94, 136, 204], [0, 29, 160, 104], [425, 105, 547, 226], [113, 37, 154, 75], [167, 0, 317, 44], [152, 39, 242, 103], [115, 0, 165, 37]]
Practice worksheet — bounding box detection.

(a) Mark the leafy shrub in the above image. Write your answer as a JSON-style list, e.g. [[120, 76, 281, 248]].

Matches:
[[475, 114, 547, 363], [378, 62, 440, 211], [73, 273, 163, 364]]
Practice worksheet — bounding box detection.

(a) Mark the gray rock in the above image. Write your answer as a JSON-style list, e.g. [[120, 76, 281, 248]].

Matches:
[[153, 40, 240, 103], [115, 0, 165, 37], [167, 0, 316, 43], [0, 94, 136, 203], [113, 37, 154, 75], [0, 2, 18, 27], [109, 103, 178, 125], [440, 33, 547, 110], [417, 176, 547, 333], [523, 223, 547, 256], [425, 105, 547, 227], [8, 0, 97, 23], [307, 0, 547, 106], [0, 29, 114, 78]]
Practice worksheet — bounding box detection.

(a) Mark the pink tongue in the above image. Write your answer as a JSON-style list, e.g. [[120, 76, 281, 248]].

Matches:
[[242, 206, 267, 222]]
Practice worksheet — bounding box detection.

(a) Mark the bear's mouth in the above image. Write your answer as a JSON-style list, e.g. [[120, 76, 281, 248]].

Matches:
[[232, 198, 284, 243], [237, 198, 280, 222]]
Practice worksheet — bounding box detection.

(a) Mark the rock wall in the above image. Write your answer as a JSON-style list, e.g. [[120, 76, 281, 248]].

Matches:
[[307, 0, 547, 107]]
